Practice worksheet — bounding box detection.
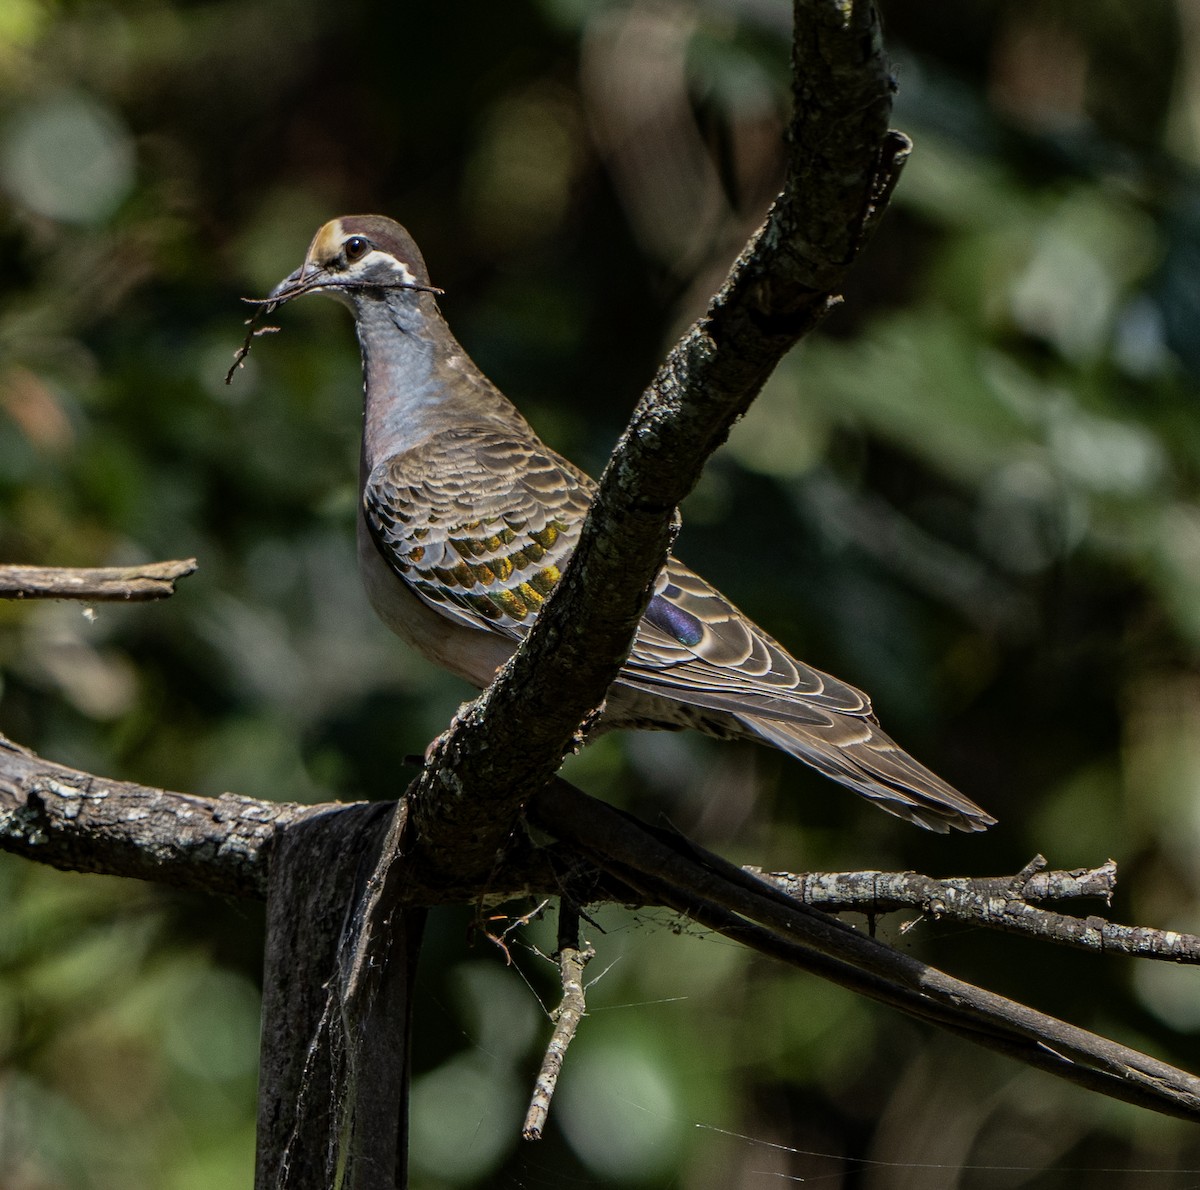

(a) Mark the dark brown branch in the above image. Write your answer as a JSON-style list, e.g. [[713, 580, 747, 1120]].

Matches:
[[0, 559, 197, 601], [523, 903, 594, 1141], [255, 801, 393, 1187], [407, 0, 908, 883]]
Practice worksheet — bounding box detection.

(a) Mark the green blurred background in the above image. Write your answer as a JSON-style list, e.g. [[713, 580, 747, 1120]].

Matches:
[[2, 0, 1200, 1185]]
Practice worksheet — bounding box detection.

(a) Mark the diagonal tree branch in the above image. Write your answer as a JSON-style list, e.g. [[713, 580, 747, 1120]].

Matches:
[[407, 0, 908, 886], [338, 19, 913, 1160]]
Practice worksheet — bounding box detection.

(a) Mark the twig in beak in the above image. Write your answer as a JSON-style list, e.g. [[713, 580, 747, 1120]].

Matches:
[[225, 301, 281, 386]]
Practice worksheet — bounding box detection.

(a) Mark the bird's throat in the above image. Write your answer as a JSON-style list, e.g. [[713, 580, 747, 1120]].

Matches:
[[355, 292, 460, 471]]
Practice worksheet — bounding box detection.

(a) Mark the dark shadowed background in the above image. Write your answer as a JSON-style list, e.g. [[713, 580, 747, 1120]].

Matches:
[[2, 0, 1200, 1185]]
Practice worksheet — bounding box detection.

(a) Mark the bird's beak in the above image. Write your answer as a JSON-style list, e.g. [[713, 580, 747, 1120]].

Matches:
[[267, 259, 330, 303]]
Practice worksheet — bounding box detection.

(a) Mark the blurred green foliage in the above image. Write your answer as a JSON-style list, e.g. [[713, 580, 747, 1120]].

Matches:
[[2, 0, 1200, 1185]]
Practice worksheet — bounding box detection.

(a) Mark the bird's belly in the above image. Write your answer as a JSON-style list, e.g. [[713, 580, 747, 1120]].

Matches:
[[356, 514, 515, 688]]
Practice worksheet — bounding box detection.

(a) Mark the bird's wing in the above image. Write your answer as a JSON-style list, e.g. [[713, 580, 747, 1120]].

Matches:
[[622, 557, 873, 721], [620, 558, 991, 832], [365, 427, 873, 722], [362, 427, 592, 639]]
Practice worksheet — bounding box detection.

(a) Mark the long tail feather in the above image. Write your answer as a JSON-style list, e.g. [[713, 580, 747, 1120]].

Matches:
[[739, 713, 995, 833]]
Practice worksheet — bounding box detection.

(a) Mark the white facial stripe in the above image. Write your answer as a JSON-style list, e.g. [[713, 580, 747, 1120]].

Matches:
[[365, 250, 417, 284]]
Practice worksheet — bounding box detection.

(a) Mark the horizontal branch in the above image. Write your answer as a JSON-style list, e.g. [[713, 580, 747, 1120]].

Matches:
[[3, 728, 1200, 1117], [0, 559, 197, 601], [3, 734, 1190, 964], [762, 856, 1118, 910], [0, 734, 302, 898], [0, 735, 576, 904]]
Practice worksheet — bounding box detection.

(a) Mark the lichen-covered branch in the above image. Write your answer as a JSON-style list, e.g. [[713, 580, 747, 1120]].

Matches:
[[763, 855, 1118, 910], [0, 733, 294, 898], [3, 729, 1196, 965], [0, 735, 573, 904], [763, 859, 1200, 962]]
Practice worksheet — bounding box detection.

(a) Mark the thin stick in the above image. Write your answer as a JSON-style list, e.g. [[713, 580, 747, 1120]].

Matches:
[[0, 559, 197, 601], [225, 303, 280, 385], [523, 902, 594, 1141]]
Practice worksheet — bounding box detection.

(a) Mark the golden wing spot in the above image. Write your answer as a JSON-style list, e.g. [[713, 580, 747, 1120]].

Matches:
[[472, 562, 496, 585], [524, 540, 546, 563], [530, 524, 560, 549], [492, 589, 530, 619], [408, 545, 426, 564], [493, 556, 514, 582], [528, 566, 560, 596], [517, 581, 545, 608]]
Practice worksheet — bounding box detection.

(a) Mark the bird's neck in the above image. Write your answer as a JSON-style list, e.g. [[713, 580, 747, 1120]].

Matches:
[[353, 290, 500, 472]]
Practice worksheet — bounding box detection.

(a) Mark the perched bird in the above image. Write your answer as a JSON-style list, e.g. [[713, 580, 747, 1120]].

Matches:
[[266, 215, 994, 833]]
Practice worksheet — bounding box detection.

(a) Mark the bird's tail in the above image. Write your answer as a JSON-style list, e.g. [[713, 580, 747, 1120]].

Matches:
[[738, 712, 995, 833]]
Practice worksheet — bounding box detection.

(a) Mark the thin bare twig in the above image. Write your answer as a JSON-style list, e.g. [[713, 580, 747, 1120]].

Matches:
[[523, 903, 595, 1141], [0, 559, 197, 601], [225, 305, 280, 384]]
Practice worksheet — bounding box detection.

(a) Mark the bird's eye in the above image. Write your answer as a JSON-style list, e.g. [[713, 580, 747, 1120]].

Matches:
[[344, 236, 370, 263]]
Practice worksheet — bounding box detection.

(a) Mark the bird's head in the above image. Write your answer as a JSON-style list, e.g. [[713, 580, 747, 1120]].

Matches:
[[268, 215, 439, 309]]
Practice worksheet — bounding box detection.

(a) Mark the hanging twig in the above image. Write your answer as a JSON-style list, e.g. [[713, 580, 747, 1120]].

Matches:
[[523, 902, 595, 1141]]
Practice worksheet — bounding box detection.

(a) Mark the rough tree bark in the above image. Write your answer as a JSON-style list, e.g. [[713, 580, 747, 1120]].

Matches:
[[2, 2, 1199, 1189]]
